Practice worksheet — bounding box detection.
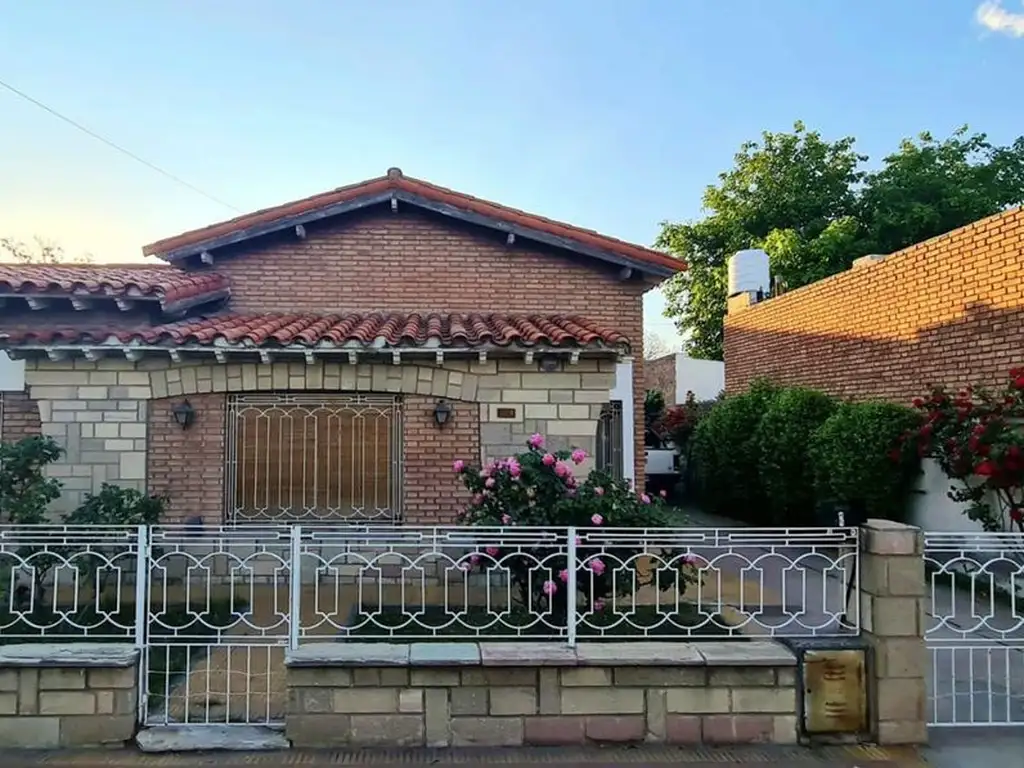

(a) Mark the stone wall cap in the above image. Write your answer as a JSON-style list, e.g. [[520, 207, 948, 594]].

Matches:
[[697, 640, 797, 666], [479, 642, 578, 666], [575, 642, 705, 666], [286, 643, 410, 666], [862, 519, 919, 532], [0, 643, 139, 668], [409, 642, 480, 666]]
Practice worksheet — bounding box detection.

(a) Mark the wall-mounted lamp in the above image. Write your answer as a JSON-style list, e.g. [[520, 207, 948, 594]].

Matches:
[[433, 399, 453, 428], [537, 354, 560, 373], [171, 399, 196, 430]]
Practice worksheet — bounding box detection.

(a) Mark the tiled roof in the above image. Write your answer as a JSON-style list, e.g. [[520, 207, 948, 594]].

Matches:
[[142, 168, 685, 274], [0, 264, 229, 311], [0, 312, 629, 350]]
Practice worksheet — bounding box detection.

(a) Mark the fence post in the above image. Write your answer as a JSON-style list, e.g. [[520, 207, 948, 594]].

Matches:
[[859, 519, 928, 745], [289, 524, 302, 650], [566, 526, 577, 647], [134, 524, 149, 725]]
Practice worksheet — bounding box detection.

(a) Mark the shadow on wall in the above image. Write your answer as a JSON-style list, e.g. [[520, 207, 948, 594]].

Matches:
[[725, 301, 1024, 403]]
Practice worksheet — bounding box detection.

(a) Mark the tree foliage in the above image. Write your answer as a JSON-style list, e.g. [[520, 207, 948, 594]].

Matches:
[[658, 123, 1024, 360], [0, 236, 92, 264]]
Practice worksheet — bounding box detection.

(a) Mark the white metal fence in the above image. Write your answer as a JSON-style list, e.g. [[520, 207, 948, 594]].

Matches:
[[0, 523, 859, 727], [924, 532, 1024, 727]]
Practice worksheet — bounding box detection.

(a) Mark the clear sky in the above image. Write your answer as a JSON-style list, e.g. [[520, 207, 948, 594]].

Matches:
[[1, 1, 1022, 348]]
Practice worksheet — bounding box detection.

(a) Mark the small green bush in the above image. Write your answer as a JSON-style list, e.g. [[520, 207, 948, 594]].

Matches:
[[808, 401, 922, 522], [755, 388, 837, 526], [690, 379, 780, 520]]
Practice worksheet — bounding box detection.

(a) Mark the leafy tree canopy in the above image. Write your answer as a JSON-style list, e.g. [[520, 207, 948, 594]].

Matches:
[[657, 123, 1024, 360]]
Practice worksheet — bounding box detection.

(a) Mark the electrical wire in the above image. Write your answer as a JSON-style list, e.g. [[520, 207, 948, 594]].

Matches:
[[0, 77, 242, 213]]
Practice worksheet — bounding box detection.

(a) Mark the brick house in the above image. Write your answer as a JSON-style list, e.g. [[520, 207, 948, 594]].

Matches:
[[0, 168, 683, 525]]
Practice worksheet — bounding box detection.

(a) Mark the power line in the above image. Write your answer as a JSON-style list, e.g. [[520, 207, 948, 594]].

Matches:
[[0, 78, 242, 213]]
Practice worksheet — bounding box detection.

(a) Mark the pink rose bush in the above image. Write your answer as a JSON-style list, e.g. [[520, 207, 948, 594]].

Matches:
[[453, 436, 699, 627]]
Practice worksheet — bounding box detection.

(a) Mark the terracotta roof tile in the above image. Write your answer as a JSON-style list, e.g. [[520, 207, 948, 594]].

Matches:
[[0, 312, 630, 351], [142, 170, 685, 274], [0, 264, 229, 311]]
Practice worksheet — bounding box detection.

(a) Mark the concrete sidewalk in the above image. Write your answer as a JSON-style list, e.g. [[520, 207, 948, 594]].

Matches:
[[0, 744, 927, 766]]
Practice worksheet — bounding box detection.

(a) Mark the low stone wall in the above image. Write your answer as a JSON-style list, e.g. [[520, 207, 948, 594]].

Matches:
[[285, 640, 799, 748], [0, 644, 138, 749]]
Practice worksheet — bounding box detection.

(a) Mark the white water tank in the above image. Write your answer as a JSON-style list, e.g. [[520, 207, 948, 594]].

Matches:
[[727, 249, 771, 298]]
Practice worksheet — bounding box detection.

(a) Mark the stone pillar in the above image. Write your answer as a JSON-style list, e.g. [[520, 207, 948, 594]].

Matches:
[[859, 519, 928, 745]]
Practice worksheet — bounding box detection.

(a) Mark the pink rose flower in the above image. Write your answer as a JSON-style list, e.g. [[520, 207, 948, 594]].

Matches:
[[594, 486, 604, 496], [659, 490, 667, 498], [541, 453, 556, 466], [471, 493, 484, 506], [589, 558, 606, 576], [486, 546, 499, 557], [575, 535, 581, 545], [485, 477, 495, 489], [501, 514, 512, 525], [507, 458, 521, 478], [452, 459, 465, 473], [571, 448, 587, 465], [459, 561, 471, 571], [641, 494, 651, 504], [593, 599, 605, 612], [528, 433, 545, 449], [558, 569, 569, 582], [554, 461, 571, 478], [591, 513, 603, 526], [542, 580, 557, 596], [470, 554, 480, 565]]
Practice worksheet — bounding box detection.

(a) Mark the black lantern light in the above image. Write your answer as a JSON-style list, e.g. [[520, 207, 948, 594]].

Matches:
[[171, 399, 196, 430], [433, 399, 453, 427]]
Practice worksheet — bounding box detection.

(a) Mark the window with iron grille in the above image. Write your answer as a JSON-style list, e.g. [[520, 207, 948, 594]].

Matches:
[[225, 393, 402, 523], [595, 400, 624, 481]]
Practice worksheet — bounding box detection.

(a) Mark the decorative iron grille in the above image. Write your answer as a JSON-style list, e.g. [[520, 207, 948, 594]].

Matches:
[[225, 393, 402, 523], [595, 400, 624, 481]]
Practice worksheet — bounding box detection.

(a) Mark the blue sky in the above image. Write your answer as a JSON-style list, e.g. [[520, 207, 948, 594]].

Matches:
[[1, 1, 1022, 348]]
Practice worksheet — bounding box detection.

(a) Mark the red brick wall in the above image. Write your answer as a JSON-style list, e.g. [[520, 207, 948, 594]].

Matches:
[[724, 208, 1024, 402], [1, 391, 41, 443], [402, 394, 480, 525], [203, 207, 648, 484], [644, 355, 676, 404], [147, 393, 226, 525]]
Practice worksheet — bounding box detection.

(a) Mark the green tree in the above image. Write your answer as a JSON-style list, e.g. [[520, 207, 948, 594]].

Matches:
[[658, 123, 1024, 360]]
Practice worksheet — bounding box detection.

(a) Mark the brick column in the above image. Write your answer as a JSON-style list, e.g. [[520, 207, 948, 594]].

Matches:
[[859, 519, 928, 745]]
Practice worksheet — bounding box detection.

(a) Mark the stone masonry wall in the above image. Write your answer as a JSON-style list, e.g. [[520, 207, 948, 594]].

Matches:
[[25, 356, 615, 523], [0, 645, 138, 749], [285, 641, 798, 748]]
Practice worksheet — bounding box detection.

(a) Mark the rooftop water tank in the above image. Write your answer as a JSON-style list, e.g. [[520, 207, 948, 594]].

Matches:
[[727, 249, 771, 298]]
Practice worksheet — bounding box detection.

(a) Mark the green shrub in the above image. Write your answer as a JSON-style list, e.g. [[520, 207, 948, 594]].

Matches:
[[755, 388, 837, 526], [808, 402, 922, 522], [690, 379, 780, 520]]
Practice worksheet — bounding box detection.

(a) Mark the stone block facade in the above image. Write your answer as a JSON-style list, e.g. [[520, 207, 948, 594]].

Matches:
[[20, 356, 618, 525], [284, 641, 799, 748], [0, 644, 138, 749]]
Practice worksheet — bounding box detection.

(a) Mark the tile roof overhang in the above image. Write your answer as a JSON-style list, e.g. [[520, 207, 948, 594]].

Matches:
[[0, 264, 230, 315], [142, 168, 685, 279], [0, 312, 631, 365]]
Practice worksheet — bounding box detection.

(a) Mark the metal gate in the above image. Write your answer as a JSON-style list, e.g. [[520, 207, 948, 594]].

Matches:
[[225, 393, 403, 524], [924, 532, 1024, 727], [142, 525, 293, 727]]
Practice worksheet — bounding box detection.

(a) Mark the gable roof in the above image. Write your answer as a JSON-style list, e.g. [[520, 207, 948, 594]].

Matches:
[[0, 263, 230, 314], [142, 168, 685, 277]]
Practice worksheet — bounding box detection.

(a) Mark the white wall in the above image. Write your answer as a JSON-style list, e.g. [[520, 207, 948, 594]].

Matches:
[[0, 353, 25, 392], [908, 458, 1013, 534], [674, 355, 724, 403]]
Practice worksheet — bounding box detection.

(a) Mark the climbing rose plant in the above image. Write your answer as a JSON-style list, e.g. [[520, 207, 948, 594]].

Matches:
[[453, 434, 700, 627], [907, 369, 1024, 532]]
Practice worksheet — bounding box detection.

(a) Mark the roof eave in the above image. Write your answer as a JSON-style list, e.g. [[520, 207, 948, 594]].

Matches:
[[146, 191, 682, 278]]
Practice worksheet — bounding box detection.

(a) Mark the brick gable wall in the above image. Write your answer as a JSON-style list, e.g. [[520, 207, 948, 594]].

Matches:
[[723, 208, 1024, 402]]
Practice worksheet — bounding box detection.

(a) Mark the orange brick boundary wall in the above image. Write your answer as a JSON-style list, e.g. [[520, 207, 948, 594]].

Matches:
[[724, 208, 1024, 401]]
